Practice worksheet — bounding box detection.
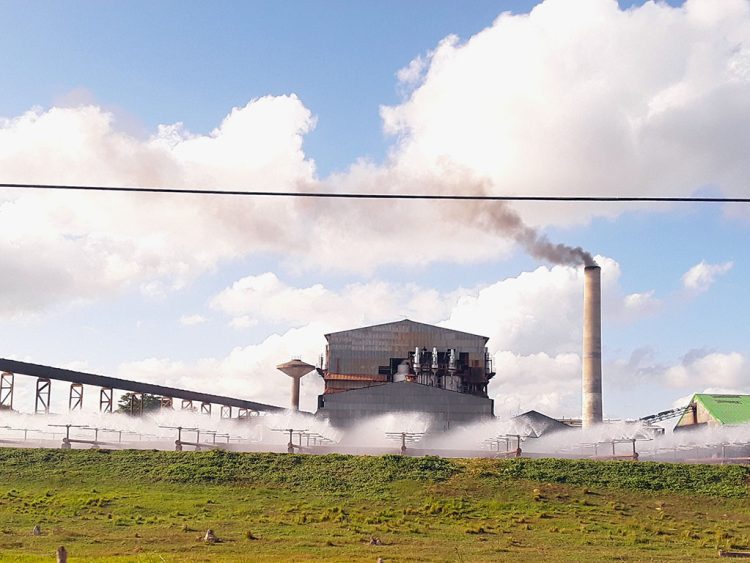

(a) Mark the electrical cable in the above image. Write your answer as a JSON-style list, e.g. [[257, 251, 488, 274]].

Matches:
[[0, 182, 748, 202]]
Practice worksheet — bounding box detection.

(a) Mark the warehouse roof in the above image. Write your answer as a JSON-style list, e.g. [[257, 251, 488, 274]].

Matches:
[[691, 394, 750, 425], [325, 319, 488, 341], [512, 410, 572, 436]]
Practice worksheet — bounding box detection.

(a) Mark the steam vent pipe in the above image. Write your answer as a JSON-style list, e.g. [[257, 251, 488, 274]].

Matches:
[[276, 359, 316, 411], [582, 265, 603, 428]]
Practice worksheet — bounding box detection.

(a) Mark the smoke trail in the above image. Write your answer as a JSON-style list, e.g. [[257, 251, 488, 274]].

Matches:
[[480, 201, 596, 267]]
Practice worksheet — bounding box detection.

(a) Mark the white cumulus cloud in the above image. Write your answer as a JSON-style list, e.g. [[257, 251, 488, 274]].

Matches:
[[0, 96, 317, 317], [490, 351, 581, 418], [665, 350, 748, 389], [681, 260, 734, 292], [622, 290, 662, 318], [179, 314, 207, 326], [211, 272, 471, 331], [229, 316, 258, 330], [4, 0, 750, 317], [383, 0, 750, 226]]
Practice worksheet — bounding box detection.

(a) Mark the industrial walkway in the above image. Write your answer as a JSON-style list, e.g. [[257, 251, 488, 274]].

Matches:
[[0, 358, 282, 416]]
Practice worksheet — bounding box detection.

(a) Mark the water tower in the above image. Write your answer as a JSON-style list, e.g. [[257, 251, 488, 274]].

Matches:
[[276, 359, 316, 411]]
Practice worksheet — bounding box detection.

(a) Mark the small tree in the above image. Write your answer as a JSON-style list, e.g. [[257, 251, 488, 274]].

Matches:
[[116, 392, 162, 415]]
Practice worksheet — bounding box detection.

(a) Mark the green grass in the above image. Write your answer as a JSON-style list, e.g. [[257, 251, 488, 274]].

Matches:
[[0, 448, 748, 561]]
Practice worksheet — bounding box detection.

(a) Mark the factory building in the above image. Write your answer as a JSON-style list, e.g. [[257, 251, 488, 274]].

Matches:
[[674, 394, 750, 430], [315, 319, 495, 428]]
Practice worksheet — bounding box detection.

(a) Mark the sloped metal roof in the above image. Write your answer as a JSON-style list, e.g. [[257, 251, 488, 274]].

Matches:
[[677, 393, 750, 427], [693, 394, 750, 425], [325, 373, 387, 381], [513, 410, 572, 436], [324, 319, 488, 342]]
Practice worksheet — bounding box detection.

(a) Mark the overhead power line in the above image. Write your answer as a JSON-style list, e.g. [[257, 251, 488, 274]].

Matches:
[[0, 182, 748, 203]]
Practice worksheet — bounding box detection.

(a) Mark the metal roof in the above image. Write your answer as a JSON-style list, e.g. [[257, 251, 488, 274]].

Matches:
[[692, 394, 750, 425], [324, 319, 489, 342], [324, 373, 387, 381], [512, 410, 572, 435]]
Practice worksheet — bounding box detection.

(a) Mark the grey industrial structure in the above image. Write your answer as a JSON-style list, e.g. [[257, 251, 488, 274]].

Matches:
[[311, 265, 607, 431], [315, 319, 495, 429]]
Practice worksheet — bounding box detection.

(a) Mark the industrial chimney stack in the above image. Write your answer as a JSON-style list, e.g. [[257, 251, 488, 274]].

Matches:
[[582, 265, 603, 428]]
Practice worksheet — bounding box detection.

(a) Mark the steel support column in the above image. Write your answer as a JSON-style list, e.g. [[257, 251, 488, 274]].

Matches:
[[0, 372, 13, 411], [100, 388, 113, 413], [200, 402, 211, 415], [160, 396, 173, 410], [69, 383, 83, 411], [181, 399, 194, 411], [35, 378, 51, 414], [129, 393, 143, 416], [237, 408, 249, 419], [220, 405, 232, 419]]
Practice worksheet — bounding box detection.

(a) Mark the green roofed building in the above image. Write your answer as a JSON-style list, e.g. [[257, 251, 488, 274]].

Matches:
[[674, 394, 750, 430]]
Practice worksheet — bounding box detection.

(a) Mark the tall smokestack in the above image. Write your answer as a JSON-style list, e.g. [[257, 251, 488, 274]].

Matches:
[[582, 265, 603, 428]]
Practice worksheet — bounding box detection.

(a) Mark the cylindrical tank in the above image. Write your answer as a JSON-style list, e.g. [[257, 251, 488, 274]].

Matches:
[[276, 359, 316, 411]]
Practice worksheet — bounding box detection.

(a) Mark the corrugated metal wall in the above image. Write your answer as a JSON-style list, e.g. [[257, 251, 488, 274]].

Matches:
[[326, 320, 488, 376]]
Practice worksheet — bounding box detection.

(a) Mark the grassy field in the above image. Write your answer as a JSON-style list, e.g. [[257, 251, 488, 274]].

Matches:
[[0, 449, 748, 562]]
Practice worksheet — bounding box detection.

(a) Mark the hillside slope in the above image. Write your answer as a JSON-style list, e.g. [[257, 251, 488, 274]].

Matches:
[[0, 449, 748, 562]]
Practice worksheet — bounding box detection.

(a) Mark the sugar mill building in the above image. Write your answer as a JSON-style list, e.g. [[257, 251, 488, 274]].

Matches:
[[674, 393, 750, 430], [315, 319, 495, 428]]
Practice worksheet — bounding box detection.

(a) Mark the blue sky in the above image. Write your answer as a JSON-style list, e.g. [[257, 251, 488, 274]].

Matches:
[[0, 1, 527, 174], [1, 0, 681, 175], [0, 0, 748, 420]]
